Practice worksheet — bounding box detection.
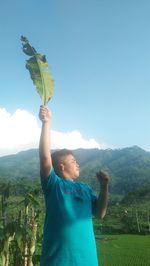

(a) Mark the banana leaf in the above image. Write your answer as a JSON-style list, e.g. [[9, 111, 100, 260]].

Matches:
[[21, 36, 54, 105]]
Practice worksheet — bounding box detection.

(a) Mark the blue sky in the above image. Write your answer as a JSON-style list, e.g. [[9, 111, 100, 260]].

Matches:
[[0, 0, 150, 155]]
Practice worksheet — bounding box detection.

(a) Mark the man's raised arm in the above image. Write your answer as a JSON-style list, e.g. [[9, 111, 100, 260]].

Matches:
[[39, 106, 52, 179]]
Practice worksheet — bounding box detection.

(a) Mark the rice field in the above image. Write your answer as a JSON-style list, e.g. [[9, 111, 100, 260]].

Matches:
[[96, 234, 150, 266]]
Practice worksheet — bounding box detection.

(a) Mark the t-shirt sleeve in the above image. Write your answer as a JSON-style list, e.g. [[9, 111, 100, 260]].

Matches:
[[41, 167, 60, 193], [86, 185, 98, 202]]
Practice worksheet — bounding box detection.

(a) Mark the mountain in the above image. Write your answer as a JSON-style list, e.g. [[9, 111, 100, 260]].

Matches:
[[74, 146, 150, 194], [0, 146, 150, 195], [0, 149, 40, 179]]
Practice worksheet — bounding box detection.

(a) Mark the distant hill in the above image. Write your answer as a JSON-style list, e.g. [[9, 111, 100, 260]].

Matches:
[[0, 146, 150, 195], [73, 146, 150, 194], [0, 149, 40, 179]]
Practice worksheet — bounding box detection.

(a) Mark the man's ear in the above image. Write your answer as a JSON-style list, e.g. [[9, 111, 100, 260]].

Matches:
[[59, 163, 65, 173]]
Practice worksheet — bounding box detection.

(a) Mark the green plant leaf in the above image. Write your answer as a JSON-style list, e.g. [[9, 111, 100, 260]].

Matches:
[[21, 36, 54, 105]]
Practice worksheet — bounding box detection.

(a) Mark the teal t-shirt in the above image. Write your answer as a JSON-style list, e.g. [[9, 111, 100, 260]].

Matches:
[[40, 168, 99, 266]]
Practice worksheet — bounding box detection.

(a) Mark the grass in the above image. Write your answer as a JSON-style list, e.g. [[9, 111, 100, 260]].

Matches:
[[96, 234, 150, 266]]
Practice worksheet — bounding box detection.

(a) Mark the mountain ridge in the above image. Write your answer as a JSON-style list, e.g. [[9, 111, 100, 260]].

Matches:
[[0, 146, 150, 195]]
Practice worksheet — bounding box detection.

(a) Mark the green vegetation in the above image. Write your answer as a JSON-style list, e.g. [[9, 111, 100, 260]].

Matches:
[[0, 184, 44, 266], [1, 146, 150, 195], [21, 36, 54, 105], [96, 234, 150, 266], [0, 146, 150, 265], [0, 179, 149, 265]]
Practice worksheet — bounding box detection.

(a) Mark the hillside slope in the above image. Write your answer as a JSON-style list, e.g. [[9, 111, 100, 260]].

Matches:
[[0, 146, 150, 194]]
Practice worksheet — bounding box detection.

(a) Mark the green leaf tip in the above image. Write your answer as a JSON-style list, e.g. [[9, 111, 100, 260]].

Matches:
[[21, 36, 54, 105]]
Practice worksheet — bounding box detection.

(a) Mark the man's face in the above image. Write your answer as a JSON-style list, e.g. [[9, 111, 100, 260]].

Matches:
[[61, 154, 80, 180]]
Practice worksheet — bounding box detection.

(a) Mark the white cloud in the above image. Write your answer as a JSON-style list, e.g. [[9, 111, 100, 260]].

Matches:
[[52, 130, 101, 149], [0, 108, 108, 156], [0, 108, 40, 156]]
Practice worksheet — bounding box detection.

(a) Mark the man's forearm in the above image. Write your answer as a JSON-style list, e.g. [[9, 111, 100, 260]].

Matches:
[[39, 121, 51, 160], [39, 106, 52, 178], [96, 184, 108, 219]]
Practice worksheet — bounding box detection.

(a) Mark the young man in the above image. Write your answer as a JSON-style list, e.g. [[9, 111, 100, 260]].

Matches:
[[39, 105, 109, 266]]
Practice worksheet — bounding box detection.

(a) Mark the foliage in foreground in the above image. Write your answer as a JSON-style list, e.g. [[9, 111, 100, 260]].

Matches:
[[0, 179, 150, 265], [0, 184, 43, 266]]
